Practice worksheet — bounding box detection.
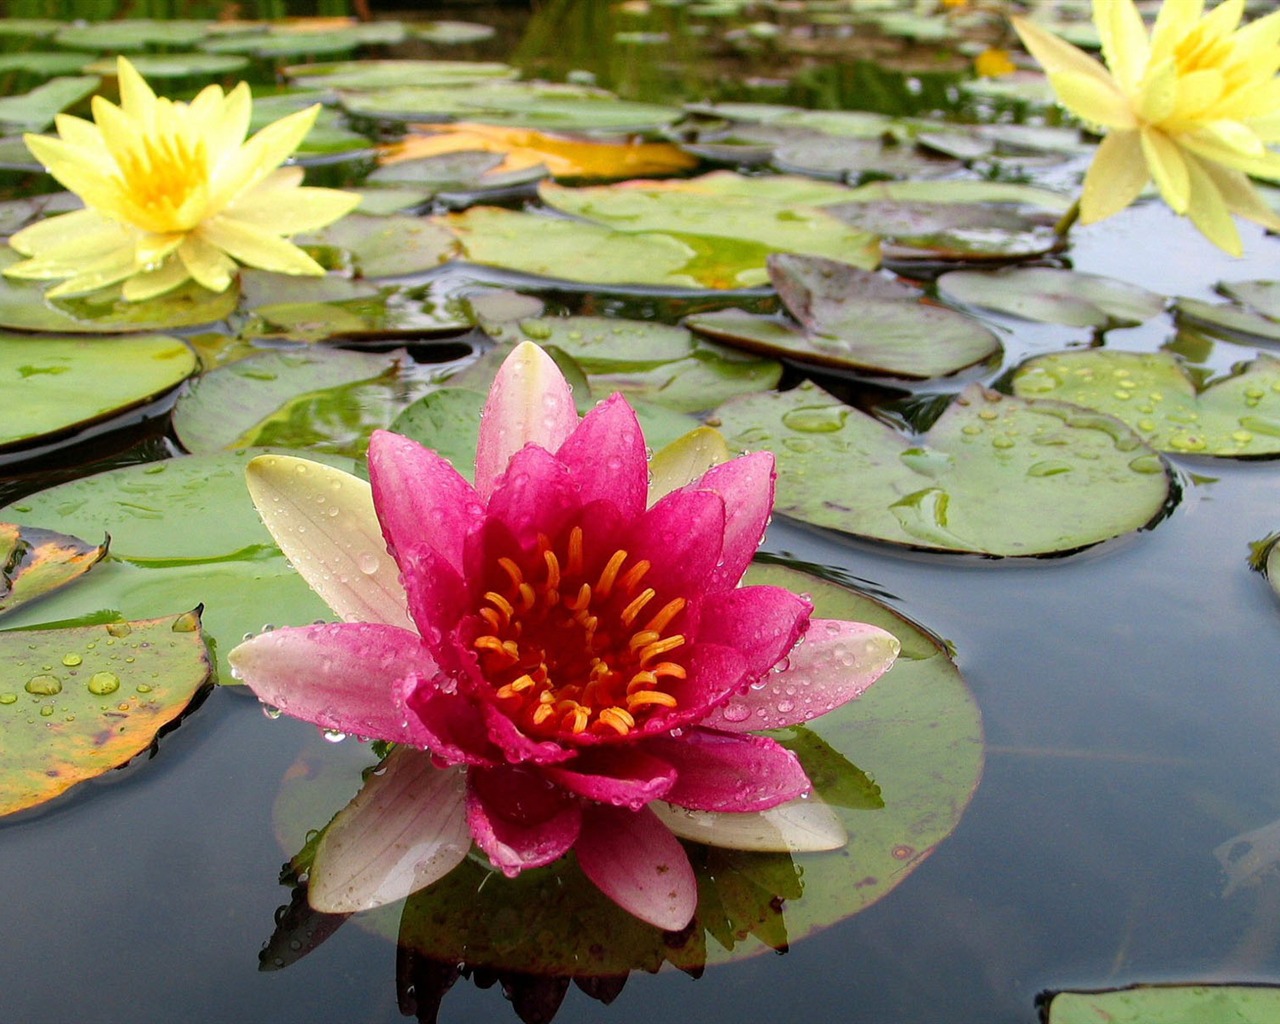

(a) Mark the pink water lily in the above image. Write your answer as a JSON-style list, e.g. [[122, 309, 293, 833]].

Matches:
[[229, 343, 899, 930]]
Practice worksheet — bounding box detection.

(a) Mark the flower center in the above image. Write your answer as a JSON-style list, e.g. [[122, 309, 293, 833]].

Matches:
[[116, 130, 209, 233], [470, 525, 689, 740]]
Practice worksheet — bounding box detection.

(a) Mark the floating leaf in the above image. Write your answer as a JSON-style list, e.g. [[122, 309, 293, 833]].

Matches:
[[0, 333, 197, 453], [711, 382, 1172, 556], [772, 135, 962, 181], [1012, 351, 1280, 458], [841, 178, 1073, 211], [827, 200, 1061, 261], [0, 77, 99, 131], [688, 255, 1001, 378], [938, 266, 1166, 327], [273, 561, 982, 974], [80, 54, 250, 78], [299, 214, 458, 279], [0, 523, 107, 617], [1220, 281, 1280, 321], [1175, 296, 1280, 344], [0, 53, 92, 77], [0, 452, 359, 686], [0, 609, 210, 817], [54, 19, 214, 50], [1044, 984, 1280, 1024], [286, 59, 516, 91]]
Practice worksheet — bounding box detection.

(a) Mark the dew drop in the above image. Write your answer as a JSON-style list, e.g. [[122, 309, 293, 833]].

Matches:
[[62, 654, 82, 667], [87, 672, 120, 696], [0, 693, 17, 705], [106, 622, 132, 638], [25, 674, 62, 696], [721, 701, 750, 723], [358, 552, 380, 575], [39, 705, 54, 718], [323, 728, 347, 743], [262, 704, 283, 720]]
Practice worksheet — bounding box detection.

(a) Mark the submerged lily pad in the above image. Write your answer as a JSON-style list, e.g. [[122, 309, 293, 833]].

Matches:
[[0, 334, 197, 453], [938, 267, 1166, 328], [0, 609, 210, 817], [688, 254, 1001, 379], [0, 523, 107, 617], [173, 348, 436, 458], [1012, 351, 1280, 458], [273, 561, 982, 974], [0, 452, 358, 686], [711, 382, 1172, 555], [1044, 984, 1280, 1024]]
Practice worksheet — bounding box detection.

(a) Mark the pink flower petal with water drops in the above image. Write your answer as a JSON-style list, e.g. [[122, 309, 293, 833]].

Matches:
[[624, 487, 725, 601], [466, 763, 583, 875], [689, 451, 775, 591], [308, 747, 470, 913], [702, 619, 900, 733], [229, 622, 429, 743], [698, 584, 812, 682], [645, 730, 810, 813], [395, 543, 471, 667], [541, 746, 678, 811], [395, 671, 500, 766], [368, 429, 486, 575], [555, 393, 649, 520], [474, 341, 578, 501], [575, 804, 697, 931], [485, 443, 582, 545]]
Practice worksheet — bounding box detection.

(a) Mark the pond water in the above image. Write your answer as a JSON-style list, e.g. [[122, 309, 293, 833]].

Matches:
[[2, 3, 1280, 1023]]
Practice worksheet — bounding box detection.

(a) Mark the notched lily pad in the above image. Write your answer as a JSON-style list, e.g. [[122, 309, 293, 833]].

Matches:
[[1042, 984, 1280, 1024], [0, 609, 211, 817], [938, 266, 1166, 328], [0, 333, 197, 453], [711, 381, 1172, 556], [1012, 350, 1280, 458], [0, 523, 107, 617], [688, 254, 1001, 379]]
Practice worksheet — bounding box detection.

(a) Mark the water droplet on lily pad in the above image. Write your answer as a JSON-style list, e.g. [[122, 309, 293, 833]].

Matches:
[[25, 674, 61, 696], [87, 672, 120, 696]]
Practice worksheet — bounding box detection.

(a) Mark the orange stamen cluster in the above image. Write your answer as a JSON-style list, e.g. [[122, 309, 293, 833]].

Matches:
[[470, 525, 689, 740]]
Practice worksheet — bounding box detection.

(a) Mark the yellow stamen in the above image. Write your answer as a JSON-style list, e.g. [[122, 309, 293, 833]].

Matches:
[[627, 690, 678, 710], [628, 630, 661, 653], [597, 706, 635, 735], [517, 582, 536, 612], [651, 661, 688, 680], [618, 559, 651, 593], [532, 703, 556, 726], [479, 608, 503, 631], [485, 591, 514, 622], [596, 550, 628, 599], [496, 674, 537, 699], [498, 557, 523, 588], [567, 526, 584, 576], [620, 588, 656, 627], [501, 640, 520, 659], [626, 670, 658, 693], [564, 705, 590, 734], [643, 597, 686, 634], [565, 583, 592, 612], [640, 635, 686, 665], [543, 550, 561, 590]]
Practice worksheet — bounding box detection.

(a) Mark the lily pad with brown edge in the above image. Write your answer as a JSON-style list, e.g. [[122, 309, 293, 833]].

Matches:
[[0, 333, 197, 454], [1174, 296, 1280, 345], [1042, 984, 1280, 1024], [268, 560, 982, 975], [538, 178, 881, 272], [172, 348, 438, 458], [0, 608, 211, 817], [0, 523, 107, 617], [1011, 350, 1280, 458], [825, 200, 1061, 262], [710, 381, 1172, 556], [0, 451, 360, 687], [937, 267, 1167, 328], [687, 255, 1001, 379], [492, 316, 783, 413], [297, 214, 458, 279], [0, 249, 239, 333]]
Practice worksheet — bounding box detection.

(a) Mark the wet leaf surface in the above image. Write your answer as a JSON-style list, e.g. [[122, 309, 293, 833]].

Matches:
[[1044, 984, 1280, 1024], [0, 523, 107, 617], [711, 381, 1172, 555], [0, 609, 210, 816], [938, 266, 1167, 328]]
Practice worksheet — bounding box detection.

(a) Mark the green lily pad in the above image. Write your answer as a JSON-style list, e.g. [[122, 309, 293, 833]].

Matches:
[[202, 29, 367, 59], [540, 177, 881, 272], [0, 77, 99, 131], [1220, 281, 1280, 321], [710, 381, 1172, 555], [938, 266, 1166, 328], [54, 19, 213, 51], [286, 60, 516, 91], [80, 54, 250, 79], [0, 248, 238, 333], [1044, 984, 1280, 1024], [0, 19, 61, 39], [173, 348, 435, 459], [272, 560, 981, 974], [841, 178, 1073, 211], [0, 609, 210, 817], [1175, 296, 1280, 344], [0, 333, 197, 453], [496, 316, 782, 412], [0, 451, 359, 686], [826, 200, 1061, 261], [299, 214, 457, 279], [0, 53, 93, 77], [1250, 532, 1280, 601], [1012, 350, 1280, 458], [412, 21, 497, 45], [771, 135, 962, 182], [688, 255, 1001, 379], [0, 523, 107, 618]]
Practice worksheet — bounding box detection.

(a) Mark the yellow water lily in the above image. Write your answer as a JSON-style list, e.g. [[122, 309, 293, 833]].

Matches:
[[4, 57, 360, 301], [1013, 0, 1280, 255]]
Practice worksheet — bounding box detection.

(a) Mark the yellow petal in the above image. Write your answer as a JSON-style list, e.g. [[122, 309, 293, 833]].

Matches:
[[1139, 126, 1191, 212], [51, 112, 107, 156], [8, 208, 123, 258], [225, 179, 361, 234], [1172, 68, 1226, 122], [1093, 0, 1150, 92], [22, 133, 120, 210], [1199, 159, 1280, 232], [45, 258, 140, 298], [121, 257, 192, 301], [205, 82, 252, 173], [177, 234, 236, 292], [1150, 0, 1203, 65], [1181, 129, 1280, 180], [197, 216, 326, 275], [1049, 70, 1136, 129], [1079, 129, 1149, 223], [1136, 57, 1178, 124], [1181, 151, 1241, 255], [1233, 6, 1280, 57], [115, 55, 157, 126], [1012, 16, 1117, 88], [207, 104, 319, 212]]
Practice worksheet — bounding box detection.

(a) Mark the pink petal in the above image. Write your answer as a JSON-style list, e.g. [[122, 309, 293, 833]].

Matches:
[[697, 585, 811, 681], [467, 764, 582, 875], [368, 430, 486, 575], [308, 747, 469, 913], [542, 746, 677, 811], [396, 543, 470, 666], [650, 793, 846, 853], [396, 672, 500, 766], [555, 394, 648, 520], [228, 622, 430, 743], [645, 730, 810, 813], [624, 487, 725, 601], [474, 342, 578, 501], [637, 642, 749, 736], [689, 452, 775, 591], [575, 804, 697, 931], [485, 444, 581, 545], [480, 702, 578, 766], [702, 619, 900, 733]]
